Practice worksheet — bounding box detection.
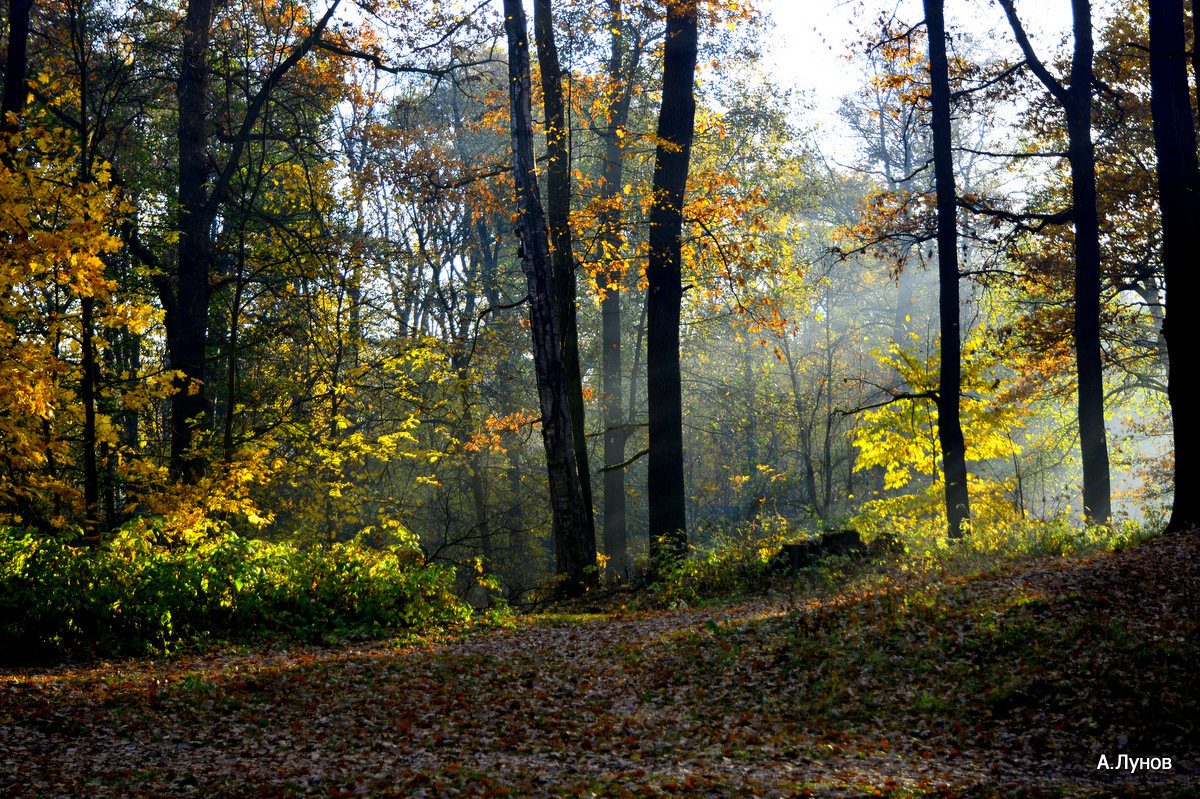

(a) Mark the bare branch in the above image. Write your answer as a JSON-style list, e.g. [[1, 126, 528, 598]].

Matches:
[[600, 448, 650, 473]]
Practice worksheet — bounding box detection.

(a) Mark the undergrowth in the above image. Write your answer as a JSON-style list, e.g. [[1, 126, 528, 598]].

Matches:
[[639, 513, 1163, 610], [0, 525, 472, 663]]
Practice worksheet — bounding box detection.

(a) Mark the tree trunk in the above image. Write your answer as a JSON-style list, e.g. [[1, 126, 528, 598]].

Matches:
[[925, 0, 971, 538], [533, 0, 597, 558], [999, 0, 1111, 526], [1149, 0, 1200, 532], [80, 295, 101, 537], [503, 0, 596, 596], [1064, 0, 1111, 526], [599, 0, 638, 584], [2, 0, 33, 134], [1190, 0, 1200, 111], [646, 0, 698, 572], [172, 0, 216, 483]]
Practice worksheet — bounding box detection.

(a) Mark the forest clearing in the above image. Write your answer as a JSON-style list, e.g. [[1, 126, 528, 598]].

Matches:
[[3, 530, 1197, 797], [4, 0, 1200, 794]]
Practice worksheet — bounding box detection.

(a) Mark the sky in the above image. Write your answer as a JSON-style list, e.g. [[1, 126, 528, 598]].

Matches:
[[755, 0, 1079, 160]]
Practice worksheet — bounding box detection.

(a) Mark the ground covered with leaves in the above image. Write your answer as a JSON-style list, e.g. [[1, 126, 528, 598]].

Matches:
[[2, 531, 1197, 797]]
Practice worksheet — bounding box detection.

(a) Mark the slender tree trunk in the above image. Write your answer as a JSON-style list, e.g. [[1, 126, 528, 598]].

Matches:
[[533, 0, 597, 556], [999, 0, 1111, 526], [925, 0, 971, 538], [1190, 0, 1200, 110], [599, 0, 638, 584], [1064, 0, 1111, 526], [1149, 0, 1200, 532], [504, 0, 595, 596], [646, 0, 698, 572], [80, 295, 101, 536]]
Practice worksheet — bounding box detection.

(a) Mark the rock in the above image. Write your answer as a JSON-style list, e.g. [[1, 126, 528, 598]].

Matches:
[[772, 529, 869, 573]]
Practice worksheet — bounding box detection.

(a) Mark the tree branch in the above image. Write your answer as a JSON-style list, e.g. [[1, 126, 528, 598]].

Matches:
[[600, 447, 649, 473], [997, 0, 1068, 102]]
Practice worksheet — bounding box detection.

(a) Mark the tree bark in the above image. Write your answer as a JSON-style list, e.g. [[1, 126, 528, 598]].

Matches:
[[1148, 0, 1200, 532], [533, 0, 597, 559], [646, 0, 698, 571], [503, 0, 596, 596], [924, 0, 971, 538]]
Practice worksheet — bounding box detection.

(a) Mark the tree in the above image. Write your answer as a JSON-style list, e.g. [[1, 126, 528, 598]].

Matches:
[[998, 0, 1112, 526], [1148, 0, 1200, 531], [646, 0, 699, 571], [533, 0, 598, 564], [503, 0, 595, 596], [168, 0, 342, 482], [591, 0, 646, 584], [924, 0, 971, 537]]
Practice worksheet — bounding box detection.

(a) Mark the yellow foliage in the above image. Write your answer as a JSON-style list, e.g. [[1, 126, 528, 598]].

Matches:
[[852, 331, 1032, 532]]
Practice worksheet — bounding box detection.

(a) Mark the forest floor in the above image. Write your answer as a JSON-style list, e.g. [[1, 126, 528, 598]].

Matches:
[[1, 531, 1197, 798]]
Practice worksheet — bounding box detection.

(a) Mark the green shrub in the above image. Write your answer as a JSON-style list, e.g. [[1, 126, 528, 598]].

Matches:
[[0, 525, 471, 663], [646, 517, 794, 607]]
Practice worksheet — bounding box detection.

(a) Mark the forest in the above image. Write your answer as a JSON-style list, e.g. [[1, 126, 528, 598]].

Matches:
[[0, 0, 1198, 794]]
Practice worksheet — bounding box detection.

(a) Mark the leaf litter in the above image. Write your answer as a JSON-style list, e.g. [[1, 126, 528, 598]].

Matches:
[[1, 531, 1197, 797]]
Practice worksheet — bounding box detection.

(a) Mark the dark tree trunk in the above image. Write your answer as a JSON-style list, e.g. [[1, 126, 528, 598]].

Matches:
[[1000, 0, 1111, 526], [80, 295, 100, 536], [924, 0, 971, 538], [1149, 0, 1200, 532], [1190, 0, 1200, 110], [646, 0, 698, 572], [503, 0, 596, 596], [1064, 0, 1111, 526], [172, 0, 216, 483], [533, 0, 597, 556], [2, 0, 33, 133]]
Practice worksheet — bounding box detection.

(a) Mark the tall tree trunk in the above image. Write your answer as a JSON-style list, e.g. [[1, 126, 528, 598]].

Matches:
[[172, 0, 216, 483], [999, 0, 1111, 526], [503, 0, 595, 596], [80, 295, 100, 535], [1064, 0, 1111, 526], [533, 0, 597, 557], [1149, 0, 1200, 532], [599, 0, 638, 584], [924, 0, 971, 538], [646, 0, 698, 572], [1190, 0, 1200, 110]]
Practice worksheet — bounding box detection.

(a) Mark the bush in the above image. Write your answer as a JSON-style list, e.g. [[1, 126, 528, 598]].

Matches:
[[646, 517, 795, 607], [0, 525, 471, 663]]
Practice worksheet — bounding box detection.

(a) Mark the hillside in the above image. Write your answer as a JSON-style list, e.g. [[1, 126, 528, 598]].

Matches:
[[2, 532, 1196, 797]]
